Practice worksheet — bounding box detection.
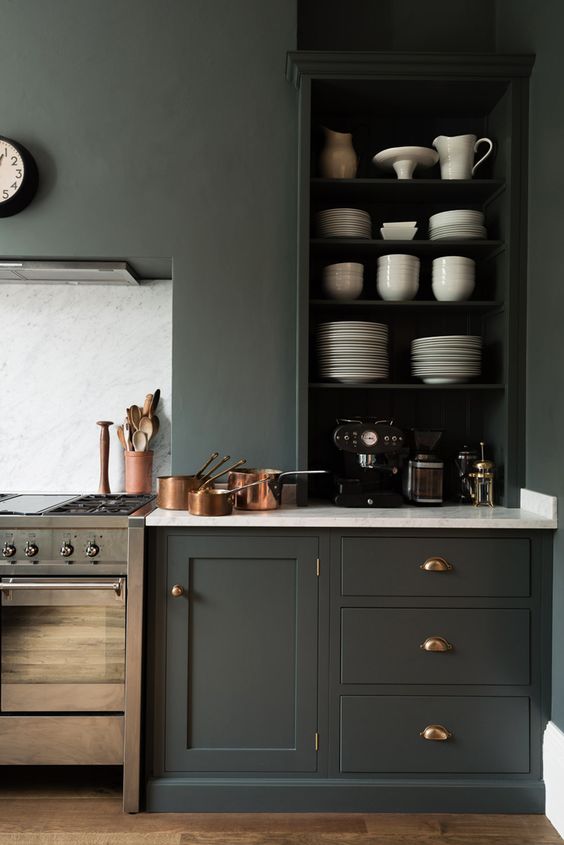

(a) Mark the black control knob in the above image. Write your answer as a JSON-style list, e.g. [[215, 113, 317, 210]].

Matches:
[[85, 542, 100, 558], [24, 542, 39, 558], [2, 542, 16, 559], [60, 541, 74, 558]]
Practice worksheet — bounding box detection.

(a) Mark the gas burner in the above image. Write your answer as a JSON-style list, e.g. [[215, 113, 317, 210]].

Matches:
[[47, 494, 155, 516]]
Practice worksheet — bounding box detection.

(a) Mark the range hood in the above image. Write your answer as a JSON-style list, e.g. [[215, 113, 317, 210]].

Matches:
[[0, 260, 140, 286]]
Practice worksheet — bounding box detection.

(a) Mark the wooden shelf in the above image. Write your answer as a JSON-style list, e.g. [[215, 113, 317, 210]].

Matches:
[[309, 383, 505, 390], [310, 239, 504, 258], [310, 299, 502, 311], [311, 178, 505, 203]]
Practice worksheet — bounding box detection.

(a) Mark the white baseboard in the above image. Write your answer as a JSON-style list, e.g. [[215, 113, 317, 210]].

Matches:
[[544, 721, 564, 835]]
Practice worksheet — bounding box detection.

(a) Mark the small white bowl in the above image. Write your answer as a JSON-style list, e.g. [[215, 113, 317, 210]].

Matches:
[[383, 221, 417, 228], [432, 277, 475, 301], [380, 227, 418, 241]]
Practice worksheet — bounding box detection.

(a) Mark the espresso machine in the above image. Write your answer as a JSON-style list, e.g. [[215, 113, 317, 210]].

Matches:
[[333, 418, 406, 507]]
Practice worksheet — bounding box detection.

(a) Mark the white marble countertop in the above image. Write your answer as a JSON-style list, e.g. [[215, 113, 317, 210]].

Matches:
[[146, 489, 557, 530]]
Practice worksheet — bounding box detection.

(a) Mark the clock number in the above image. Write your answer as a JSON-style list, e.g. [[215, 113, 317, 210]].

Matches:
[[10, 183, 17, 190], [10, 156, 17, 165], [15, 169, 22, 178], [2, 190, 8, 199]]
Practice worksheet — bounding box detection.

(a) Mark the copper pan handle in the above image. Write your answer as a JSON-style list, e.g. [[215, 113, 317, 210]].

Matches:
[[194, 451, 220, 478], [198, 454, 232, 482], [198, 458, 247, 488]]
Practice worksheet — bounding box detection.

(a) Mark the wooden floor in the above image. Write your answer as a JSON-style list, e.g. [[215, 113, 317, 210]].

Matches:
[[0, 768, 561, 845]]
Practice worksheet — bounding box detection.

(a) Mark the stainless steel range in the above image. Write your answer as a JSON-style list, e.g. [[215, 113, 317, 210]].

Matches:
[[0, 493, 155, 813]]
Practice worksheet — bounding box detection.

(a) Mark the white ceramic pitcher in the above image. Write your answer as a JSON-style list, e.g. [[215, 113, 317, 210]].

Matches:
[[432, 134, 494, 180]]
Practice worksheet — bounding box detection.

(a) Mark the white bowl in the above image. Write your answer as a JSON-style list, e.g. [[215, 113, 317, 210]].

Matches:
[[324, 262, 364, 273], [380, 227, 418, 241], [383, 221, 417, 228], [377, 276, 419, 301], [432, 277, 475, 301], [322, 276, 364, 300]]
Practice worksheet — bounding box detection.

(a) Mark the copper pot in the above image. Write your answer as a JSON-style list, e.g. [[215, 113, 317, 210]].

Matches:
[[156, 475, 201, 510], [227, 468, 329, 510], [188, 479, 270, 517]]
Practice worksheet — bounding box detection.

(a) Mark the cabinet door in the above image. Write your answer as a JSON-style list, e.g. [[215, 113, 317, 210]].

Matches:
[[164, 535, 319, 773]]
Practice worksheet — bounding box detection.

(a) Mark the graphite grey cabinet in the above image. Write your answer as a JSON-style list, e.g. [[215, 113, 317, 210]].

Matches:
[[150, 533, 319, 776], [146, 527, 552, 814]]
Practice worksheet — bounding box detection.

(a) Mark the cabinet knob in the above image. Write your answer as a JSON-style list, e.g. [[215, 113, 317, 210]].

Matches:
[[420, 636, 453, 652], [170, 584, 185, 598], [420, 556, 453, 572], [420, 724, 453, 741]]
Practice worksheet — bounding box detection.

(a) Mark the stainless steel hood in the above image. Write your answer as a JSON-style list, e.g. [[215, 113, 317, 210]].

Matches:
[[0, 260, 140, 285]]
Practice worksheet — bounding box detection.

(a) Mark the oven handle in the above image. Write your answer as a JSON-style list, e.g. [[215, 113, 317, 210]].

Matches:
[[0, 579, 125, 597]]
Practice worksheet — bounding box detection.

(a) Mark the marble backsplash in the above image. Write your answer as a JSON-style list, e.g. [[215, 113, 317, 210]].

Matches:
[[0, 279, 172, 493]]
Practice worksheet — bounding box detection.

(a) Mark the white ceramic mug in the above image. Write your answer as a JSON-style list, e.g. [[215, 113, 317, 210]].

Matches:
[[432, 134, 494, 180]]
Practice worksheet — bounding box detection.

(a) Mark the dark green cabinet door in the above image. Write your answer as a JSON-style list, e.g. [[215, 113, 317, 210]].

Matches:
[[164, 535, 319, 773]]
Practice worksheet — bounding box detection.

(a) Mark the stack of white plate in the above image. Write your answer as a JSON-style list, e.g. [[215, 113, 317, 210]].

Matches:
[[411, 335, 482, 384], [322, 262, 364, 300], [317, 321, 389, 383], [428, 210, 487, 240], [316, 208, 372, 239]]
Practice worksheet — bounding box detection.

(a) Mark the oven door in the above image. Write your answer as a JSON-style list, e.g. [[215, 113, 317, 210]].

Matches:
[[0, 578, 126, 713]]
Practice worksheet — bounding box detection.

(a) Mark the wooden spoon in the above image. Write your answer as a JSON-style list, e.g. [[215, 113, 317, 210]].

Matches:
[[151, 414, 160, 437], [149, 389, 161, 417], [132, 430, 148, 452], [130, 405, 142, 429], [116, 425, 127, 450], [142, 394, 153, 418], [138, 416, 155, 442]]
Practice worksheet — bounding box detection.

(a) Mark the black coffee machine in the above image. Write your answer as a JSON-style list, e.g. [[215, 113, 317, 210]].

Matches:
[[333, 417, 406, 507]]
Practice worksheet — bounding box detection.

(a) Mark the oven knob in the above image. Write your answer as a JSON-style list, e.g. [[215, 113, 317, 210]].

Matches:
[[2, 542, 16, 558], [60, 541, 74, 558], [85, 542, 100, 558], [24, 542, 39, 558]]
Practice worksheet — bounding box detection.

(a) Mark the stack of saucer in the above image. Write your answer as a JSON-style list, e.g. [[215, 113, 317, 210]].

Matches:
[[411, 335, 482, 384], [317, 321, 389, 383], [315, 208, 372, 239], [428, 210, 487, 240]]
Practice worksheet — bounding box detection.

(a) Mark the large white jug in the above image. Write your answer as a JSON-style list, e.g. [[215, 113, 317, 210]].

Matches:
[[432, 134, 493, 180]]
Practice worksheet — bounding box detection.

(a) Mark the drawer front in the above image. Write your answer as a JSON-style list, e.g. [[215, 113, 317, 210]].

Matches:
[[341, 537, 530, 597], [341, 608, 530, 685], [340, 696, 530, 773], [0, 716, 124, 765]]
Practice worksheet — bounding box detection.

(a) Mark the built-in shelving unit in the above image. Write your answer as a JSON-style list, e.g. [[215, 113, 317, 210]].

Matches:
[[288, 52, 533, 505]]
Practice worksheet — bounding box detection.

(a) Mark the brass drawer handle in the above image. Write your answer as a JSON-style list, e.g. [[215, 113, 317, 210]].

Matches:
[[420, 724, 453, 741], [420, 556, 453, 572], [170, 584, 185, 598], [420, 636, 453, 652]]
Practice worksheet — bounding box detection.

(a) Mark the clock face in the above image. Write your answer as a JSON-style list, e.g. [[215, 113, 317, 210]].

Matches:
[[0, 140, 25, 203]]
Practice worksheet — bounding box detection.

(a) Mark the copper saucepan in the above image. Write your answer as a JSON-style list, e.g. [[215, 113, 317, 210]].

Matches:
[[188, 478, 272, 516], [157, 455, 246, 510], [227, 469, 329, 510]]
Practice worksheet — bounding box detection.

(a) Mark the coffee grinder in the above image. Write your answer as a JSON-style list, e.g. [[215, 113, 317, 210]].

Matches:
[[404, 429, 444, 505], [333, 418, 406, 507]]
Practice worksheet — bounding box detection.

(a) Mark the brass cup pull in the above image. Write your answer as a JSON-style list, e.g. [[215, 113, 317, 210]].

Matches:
[[420, 724, 453, 741], [420, 556, 453, 572], [170, 584, 185, 598], [420, 636, 453, 652]]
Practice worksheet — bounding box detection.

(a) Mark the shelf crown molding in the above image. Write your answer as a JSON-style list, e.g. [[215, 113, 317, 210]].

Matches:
[[286, 51, 535, 88]]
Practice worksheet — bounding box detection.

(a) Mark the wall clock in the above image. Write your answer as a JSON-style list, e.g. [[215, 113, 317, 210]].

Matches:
[[0, 136, 39, 217]]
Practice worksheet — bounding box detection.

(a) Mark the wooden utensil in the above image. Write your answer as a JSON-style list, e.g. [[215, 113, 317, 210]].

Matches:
[[132, 430, 148, 452], [138, 416, 155, 442], [96, 421, 113, 494], [124, 421, 133, 451], [130, 405, 142, 429], [151, 414, 160, 437], [149, 389, 161, 417], [142, 394, 153, 418], [116, 425, 127, 451]]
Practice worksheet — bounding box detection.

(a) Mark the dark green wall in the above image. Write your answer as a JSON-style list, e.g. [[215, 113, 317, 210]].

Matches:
[[0, 0, 297, 471], [497, 0, 564, 730]]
